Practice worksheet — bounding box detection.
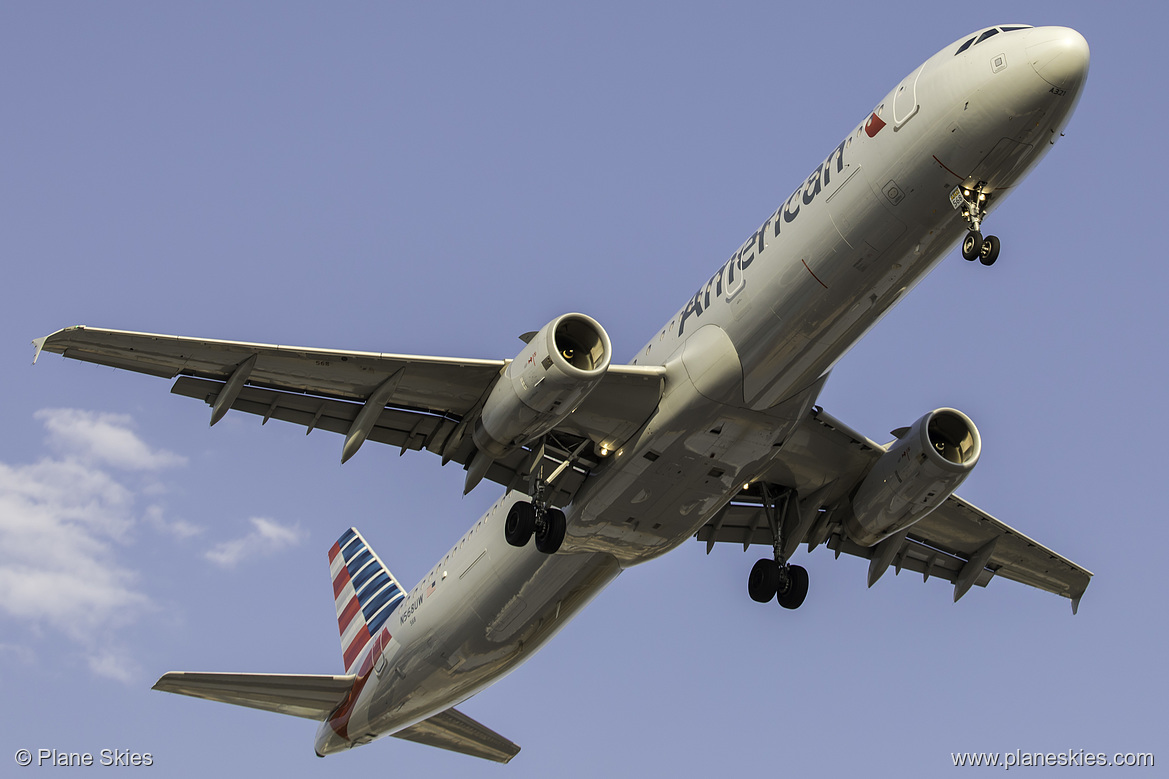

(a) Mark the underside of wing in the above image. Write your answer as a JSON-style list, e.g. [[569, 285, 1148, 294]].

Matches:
[[35, 326, 664, 505], [696, 408, 1092, 611], [152, 672, 355, 720]]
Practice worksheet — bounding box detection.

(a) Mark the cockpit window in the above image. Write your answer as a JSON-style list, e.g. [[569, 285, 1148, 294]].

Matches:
[[956, 25, 1031, 55]]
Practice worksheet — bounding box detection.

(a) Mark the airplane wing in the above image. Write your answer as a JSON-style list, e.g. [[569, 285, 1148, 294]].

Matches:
[[33, 326, 664, 505], [695, 408, 1093, 613]]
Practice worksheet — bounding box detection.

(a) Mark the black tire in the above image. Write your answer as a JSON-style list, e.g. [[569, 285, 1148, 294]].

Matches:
[[748, 559, 779, 603], [505, 501, 535, 547], [961, 230, 982, 261], [777, 564, 809, 610], [979, 234, 1000, 266], [534, 508, 567, 554]]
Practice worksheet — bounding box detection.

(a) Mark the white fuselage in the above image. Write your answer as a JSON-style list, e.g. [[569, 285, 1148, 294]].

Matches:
[[316, 25, 1089, 754]]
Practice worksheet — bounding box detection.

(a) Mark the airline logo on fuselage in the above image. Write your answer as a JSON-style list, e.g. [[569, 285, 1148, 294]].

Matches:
[[677, 136, 848, 336]]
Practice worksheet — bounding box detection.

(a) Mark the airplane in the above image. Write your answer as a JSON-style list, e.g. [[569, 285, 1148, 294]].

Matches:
[[33, 24, 1092, 763]]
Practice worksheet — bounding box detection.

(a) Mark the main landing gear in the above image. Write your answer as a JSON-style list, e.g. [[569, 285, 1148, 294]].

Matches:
[[503, 446, 569, 555], [504, 500, 566, 554], [746, 485, 809, 609], [749, 558, 809, 609], [956, 182, 1000, 266]]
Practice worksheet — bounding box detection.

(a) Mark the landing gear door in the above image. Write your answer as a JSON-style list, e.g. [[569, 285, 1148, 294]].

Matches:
[[893, 63, 923, 129]]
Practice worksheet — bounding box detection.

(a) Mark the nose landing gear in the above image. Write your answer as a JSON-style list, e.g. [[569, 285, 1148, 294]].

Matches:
[[954, 182, 1000, 266], [961, 230, 1001, 265]]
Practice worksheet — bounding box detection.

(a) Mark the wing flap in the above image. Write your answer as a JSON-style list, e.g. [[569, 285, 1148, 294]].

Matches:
[[696, 504, 988, 586], [171, 377, 458, 453], [392, 707, 520, 764], [824, 529, 994, 587], [152, 672, 355, 720], [171, 377, 590, 505]]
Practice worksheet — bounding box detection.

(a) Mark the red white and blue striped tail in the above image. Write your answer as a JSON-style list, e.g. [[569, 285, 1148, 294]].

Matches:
[[329, 528, 406, 675]]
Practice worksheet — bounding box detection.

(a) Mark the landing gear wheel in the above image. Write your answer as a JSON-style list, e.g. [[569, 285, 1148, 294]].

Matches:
[[748, 559, 779, 603], [504, 501, 535, 547], [979, 234, 1000, 266], [776, 564, 809, 609], [534, 508, 566, 554], [962, 230, 982, 261]]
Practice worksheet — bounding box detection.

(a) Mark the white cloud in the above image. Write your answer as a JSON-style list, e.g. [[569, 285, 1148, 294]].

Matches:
[[87, 648, 140, 684], [143, 504, 205, 540], [0, 458, 149, 637], [35, 408, 186, 471], [206, 517, 305, 568], [0, 408, 303, 682], [0, 409, 186, 683]]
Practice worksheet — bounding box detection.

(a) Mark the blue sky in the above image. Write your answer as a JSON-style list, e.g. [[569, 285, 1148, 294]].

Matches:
[[3, 2, 1165, 776]]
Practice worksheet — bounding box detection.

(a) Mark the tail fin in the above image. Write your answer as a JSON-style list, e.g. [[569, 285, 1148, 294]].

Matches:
[[329, 528, 406, 674]]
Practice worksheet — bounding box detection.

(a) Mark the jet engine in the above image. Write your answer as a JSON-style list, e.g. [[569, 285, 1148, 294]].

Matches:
[[843, 408, 981, 547], [472, 313, 612, 461]]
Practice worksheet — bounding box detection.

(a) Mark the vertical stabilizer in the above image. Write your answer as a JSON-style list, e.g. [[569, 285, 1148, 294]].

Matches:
[[329, 528, 406, 674]]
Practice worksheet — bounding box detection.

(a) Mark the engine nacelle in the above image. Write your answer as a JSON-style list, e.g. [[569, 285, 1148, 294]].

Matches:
[[844, 408, 981, 547], [472, 313, 612, 460]]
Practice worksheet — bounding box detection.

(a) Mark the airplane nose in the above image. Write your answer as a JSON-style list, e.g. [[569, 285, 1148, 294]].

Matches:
[[1026, 27, 1090, 91]]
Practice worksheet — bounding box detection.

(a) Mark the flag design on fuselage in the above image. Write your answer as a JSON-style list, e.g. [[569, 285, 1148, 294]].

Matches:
[[329, 528, 406, 674]]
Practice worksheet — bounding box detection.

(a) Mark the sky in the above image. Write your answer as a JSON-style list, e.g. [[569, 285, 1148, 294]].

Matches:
[[2, 2, 1165, 776]]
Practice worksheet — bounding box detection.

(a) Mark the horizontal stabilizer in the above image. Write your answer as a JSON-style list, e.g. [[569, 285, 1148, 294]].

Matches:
[[153, 672, 354, 720], [393, 707, 520, 764]]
